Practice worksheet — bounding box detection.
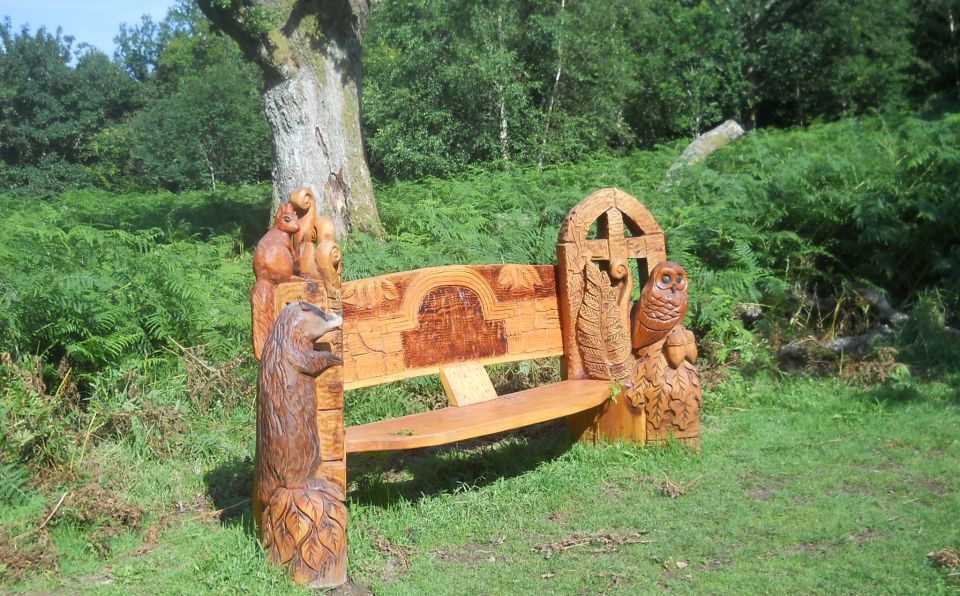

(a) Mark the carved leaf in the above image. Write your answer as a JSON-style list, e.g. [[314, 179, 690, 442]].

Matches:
[[270, 488, 292, 526], [318, 520, 345, 560], [294, 489, 324, 526], [285, 508, 311, 545], [576, 261, 634, 382], [342, 277, 399, 310], [300, 530, 329, 572], [641, 353, 669, 426], [497, 264, 544, 292], [668, 361, 702, 430], [273, 522, 298, 564], [324, 496, 348, 531]]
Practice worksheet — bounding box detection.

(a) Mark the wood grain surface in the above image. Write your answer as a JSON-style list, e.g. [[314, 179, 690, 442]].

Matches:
[[344, 379, 611, 452], [439, 362, 498, 407], [340, 264, 563, 389]]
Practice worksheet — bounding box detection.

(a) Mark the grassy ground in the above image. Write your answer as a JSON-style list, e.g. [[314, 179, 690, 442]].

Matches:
[[3, 372, 958, 594]]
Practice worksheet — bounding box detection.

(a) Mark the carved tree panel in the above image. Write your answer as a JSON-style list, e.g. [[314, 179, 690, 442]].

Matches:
[[340, 265, 563, 389]]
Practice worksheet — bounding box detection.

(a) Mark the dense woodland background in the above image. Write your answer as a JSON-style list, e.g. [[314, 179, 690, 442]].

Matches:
[[2, 0, 959, 191], [1, 1, 959, 590]]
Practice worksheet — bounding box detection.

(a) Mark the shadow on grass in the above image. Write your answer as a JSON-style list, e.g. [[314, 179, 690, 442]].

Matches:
[[348, 420, 573, 508], [201, 422, 575, 526], [203, 455, 256, 535], [850, 372, 960, 407]]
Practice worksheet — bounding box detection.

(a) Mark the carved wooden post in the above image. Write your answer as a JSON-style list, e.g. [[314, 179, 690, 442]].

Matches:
[[252, 202, 349, 588], [557, 188, 700, 446]]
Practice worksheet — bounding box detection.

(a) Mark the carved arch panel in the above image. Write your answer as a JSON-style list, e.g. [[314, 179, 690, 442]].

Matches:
[[340, 264, 564, 389], [556, 188, 667, 381]]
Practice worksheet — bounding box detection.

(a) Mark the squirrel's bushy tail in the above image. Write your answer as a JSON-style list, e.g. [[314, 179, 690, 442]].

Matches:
[[251, 280, 274, 362], [261, 481, 347, 586]]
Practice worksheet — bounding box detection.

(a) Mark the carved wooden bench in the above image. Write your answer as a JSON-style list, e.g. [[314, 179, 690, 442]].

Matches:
[[250, 188, 701, 587]]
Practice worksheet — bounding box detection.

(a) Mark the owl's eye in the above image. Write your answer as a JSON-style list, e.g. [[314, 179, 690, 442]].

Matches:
[[676, 274, 683, 284], [661, 274, 671, 284]]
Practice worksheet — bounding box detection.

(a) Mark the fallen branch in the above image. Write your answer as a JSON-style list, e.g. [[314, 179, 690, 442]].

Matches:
[[781, 287, 960, 363], [13, 491, 68, 542], [857, 288, 910, 326], [780, 325, 894, 362], [190, 497, 251, 521]]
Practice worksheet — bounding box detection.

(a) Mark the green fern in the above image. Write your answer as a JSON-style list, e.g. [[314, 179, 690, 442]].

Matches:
[[0, 461, 31, 506]]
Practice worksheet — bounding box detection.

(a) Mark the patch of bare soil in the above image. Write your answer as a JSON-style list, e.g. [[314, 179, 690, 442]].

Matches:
[[749, 486, 778, 501], [433, 535, 505, 565], [739, 473, 788, 501], [928, 547, 960, 569], [784, 541, 829, 555], [532, 530, 651, 560], [367, 529, 418, 581], [917, 477, 950, 497], [331, 580, 374, 595]]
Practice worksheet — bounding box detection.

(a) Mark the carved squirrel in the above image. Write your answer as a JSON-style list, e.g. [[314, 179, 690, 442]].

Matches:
[[289, 188, 320, 278], [255, 301, 345, 585], [251, 203, 300, 361]]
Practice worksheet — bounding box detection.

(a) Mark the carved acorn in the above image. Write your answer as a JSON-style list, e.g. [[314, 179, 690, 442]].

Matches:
[[664, 327, 697, 368]]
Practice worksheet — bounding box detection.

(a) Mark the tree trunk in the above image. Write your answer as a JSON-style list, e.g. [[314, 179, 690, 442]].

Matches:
[[538, 0, 566, 169], [197, 0, 381, 239], [495, 10, 510, 163]]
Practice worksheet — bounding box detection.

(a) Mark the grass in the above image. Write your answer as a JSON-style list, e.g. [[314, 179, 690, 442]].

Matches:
[[2, 373, 958, 594]]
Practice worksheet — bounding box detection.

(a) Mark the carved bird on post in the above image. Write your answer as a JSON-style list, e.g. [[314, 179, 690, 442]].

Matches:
[[630, 261, 689, 353]]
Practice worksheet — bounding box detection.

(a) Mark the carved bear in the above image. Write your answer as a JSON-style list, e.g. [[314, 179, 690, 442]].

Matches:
[[255, 301, 346, 587]]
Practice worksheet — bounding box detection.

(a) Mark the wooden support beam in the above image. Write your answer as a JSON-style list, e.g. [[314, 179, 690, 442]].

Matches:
[[440, 362, 498, 407]]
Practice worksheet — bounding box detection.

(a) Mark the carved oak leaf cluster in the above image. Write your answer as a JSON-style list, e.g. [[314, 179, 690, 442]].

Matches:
[[497, 264, 544, 292], [342, 277, 399, 310], [576, 261, 634, 383], [631, 327, 701, 433], [261, 482, 347, 585]]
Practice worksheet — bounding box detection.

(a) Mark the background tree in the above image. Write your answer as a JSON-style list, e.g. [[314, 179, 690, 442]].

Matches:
[[195, 0, 381, 237], [0, 20, 136, 195], [95, 4, 272, 191]]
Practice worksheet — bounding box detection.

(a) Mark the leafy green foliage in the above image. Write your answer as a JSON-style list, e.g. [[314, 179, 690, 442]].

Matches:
[[0, 20, 138, 195], [362, 0, 924, 178], [2, 0, 956, 190], [0, 461, 30, 506]]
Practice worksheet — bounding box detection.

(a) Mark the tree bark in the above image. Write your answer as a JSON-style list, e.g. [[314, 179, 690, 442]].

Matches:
[[197, 0, 381, 238], [538, 0, 566, 169]]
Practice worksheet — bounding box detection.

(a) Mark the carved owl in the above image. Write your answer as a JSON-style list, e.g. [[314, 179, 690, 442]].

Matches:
[[630, 261, 689, 352]]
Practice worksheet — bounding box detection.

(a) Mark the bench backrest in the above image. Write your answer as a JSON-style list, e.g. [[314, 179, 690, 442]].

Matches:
[[340, 264, 562, 389], [269, 187, 668, 392]]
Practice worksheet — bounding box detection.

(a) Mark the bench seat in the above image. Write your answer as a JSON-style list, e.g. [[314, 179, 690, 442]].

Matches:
[[345, 379, 611, 453]]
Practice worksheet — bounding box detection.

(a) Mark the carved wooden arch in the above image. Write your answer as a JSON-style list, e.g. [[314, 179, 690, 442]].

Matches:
[[558, 187, 667, 276], [381, 266, 519, 333], [556, 188, 667, 382]]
